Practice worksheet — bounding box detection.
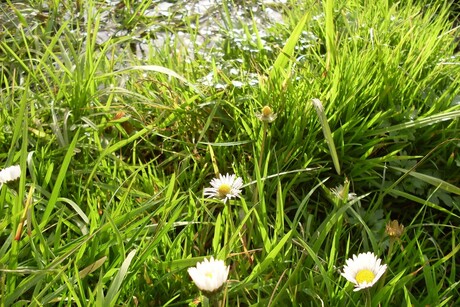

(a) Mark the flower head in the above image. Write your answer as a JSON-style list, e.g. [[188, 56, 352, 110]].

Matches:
[[256, 105, 277, 123], [204, 173, 243, 203], [331, 184, 357, 201], [188, 257, 229, 293], [341, 252, 387, 291], [386, 220, 404, 238], [0, 165, 21, 184]]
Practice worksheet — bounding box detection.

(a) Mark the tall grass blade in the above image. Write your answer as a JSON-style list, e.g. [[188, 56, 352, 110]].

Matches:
[[312, 98, 341, 175], [268, 12, 309, 87], [39, 129, 80, 228], [103, 249, 137, 306], [240, 230, 293, 286], [323, 0, 336, 69]]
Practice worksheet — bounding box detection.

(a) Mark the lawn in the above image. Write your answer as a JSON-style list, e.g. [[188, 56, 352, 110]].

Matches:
[[1, 0, 459, 306]]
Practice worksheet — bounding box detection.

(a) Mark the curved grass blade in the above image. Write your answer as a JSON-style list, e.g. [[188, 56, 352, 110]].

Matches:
[[389, 166, 460, 196], [103, 249, 137, 306], [101, 65, 203, 97]]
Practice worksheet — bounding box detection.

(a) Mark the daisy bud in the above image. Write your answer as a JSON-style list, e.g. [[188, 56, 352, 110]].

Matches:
[[188, 257, 229, 294], [0, 165, 21, 184]]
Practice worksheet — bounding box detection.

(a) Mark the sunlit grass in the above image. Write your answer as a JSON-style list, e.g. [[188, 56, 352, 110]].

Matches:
[[1, 0, 459, 306]]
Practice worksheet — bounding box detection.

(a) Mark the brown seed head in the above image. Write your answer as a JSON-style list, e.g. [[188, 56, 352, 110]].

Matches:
[[386, 220, 404, 238]]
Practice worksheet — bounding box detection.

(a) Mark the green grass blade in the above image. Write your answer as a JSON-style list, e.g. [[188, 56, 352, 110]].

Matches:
[[365, 110, 460, 137], [103, 249, 137, 306], [312, 98, 341, 175], [323, 0, 336, 69], [388, 189, 460, 218], [39, 129, 80, 229], [100, 65, 203, 97], [389, 166, 460, 196], [240, 230, 293, 286], [268, 12, 309, 86]]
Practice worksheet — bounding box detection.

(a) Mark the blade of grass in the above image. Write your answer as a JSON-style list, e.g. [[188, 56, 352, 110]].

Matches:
[[389, 166, 460, 195], [100, 65, 203, 97], [365, 110, 460, 137], [312, 98, 341, 175], [103, 249, 137, 306], [323, 0, 336, 69], [388, 189, 460, 218], [39, 129, 80, 229], [239, 229, 293, 286], [268, 12, 309, 87], [4, 231, 98, 305]]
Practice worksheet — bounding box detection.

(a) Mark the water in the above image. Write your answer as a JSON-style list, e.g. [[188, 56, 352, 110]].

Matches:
[[1, 1, 316, 89]]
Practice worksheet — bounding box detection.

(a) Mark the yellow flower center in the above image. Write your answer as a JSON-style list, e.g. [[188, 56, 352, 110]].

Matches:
[[356, 269, 375, 284], [205, 272, 213, 279], [217, 184, 231, 197], [262, 106, 273, 117]]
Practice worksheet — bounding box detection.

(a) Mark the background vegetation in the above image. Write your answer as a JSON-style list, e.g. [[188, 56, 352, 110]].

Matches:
[[1, 0, 459, 305]]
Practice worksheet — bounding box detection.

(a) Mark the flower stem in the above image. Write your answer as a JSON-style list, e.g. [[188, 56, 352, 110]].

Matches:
[[379, 237, 395, 290], [224, 205, 229, 257], [202, 295, 210, 307], [258, 121, 268, 172], [208, 293, 221, 307], [203, 291, 221, 307], [253, 121, 268, 205], [364, 288, 372, 307], [224, 200, 234, 257]]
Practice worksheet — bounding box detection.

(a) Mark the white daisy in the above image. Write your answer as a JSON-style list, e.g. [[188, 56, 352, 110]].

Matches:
[[0, 165, 21, 184], [341, 252, 387, 292], [203, 173, 243, 203], [188, 256, 229, 293]]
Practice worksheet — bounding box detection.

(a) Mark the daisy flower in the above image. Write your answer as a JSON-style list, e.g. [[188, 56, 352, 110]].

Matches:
[[331, 184, 357, 201], [341, 252, 387, 292], [188, 256, 229, 293], [256, 105, 277, 123], [204, 173, 243, 203], [0, 165, 21, 184]]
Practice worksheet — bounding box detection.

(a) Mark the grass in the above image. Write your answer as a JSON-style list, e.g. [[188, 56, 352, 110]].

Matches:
[[1, 0, 459, 306]]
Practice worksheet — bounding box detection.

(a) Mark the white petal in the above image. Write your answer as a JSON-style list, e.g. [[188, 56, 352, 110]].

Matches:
[[188, 257, 229, 292], [0, 165, 21, 183], [341, 252, 387, 291]]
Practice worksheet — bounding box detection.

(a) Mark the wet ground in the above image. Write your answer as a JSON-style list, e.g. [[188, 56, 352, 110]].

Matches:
[[1, 0, 305, 89], [1, 0, 289, 54]]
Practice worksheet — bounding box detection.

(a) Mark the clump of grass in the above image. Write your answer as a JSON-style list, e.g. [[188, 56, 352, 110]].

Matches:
[[0, 0, 459, 306]]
